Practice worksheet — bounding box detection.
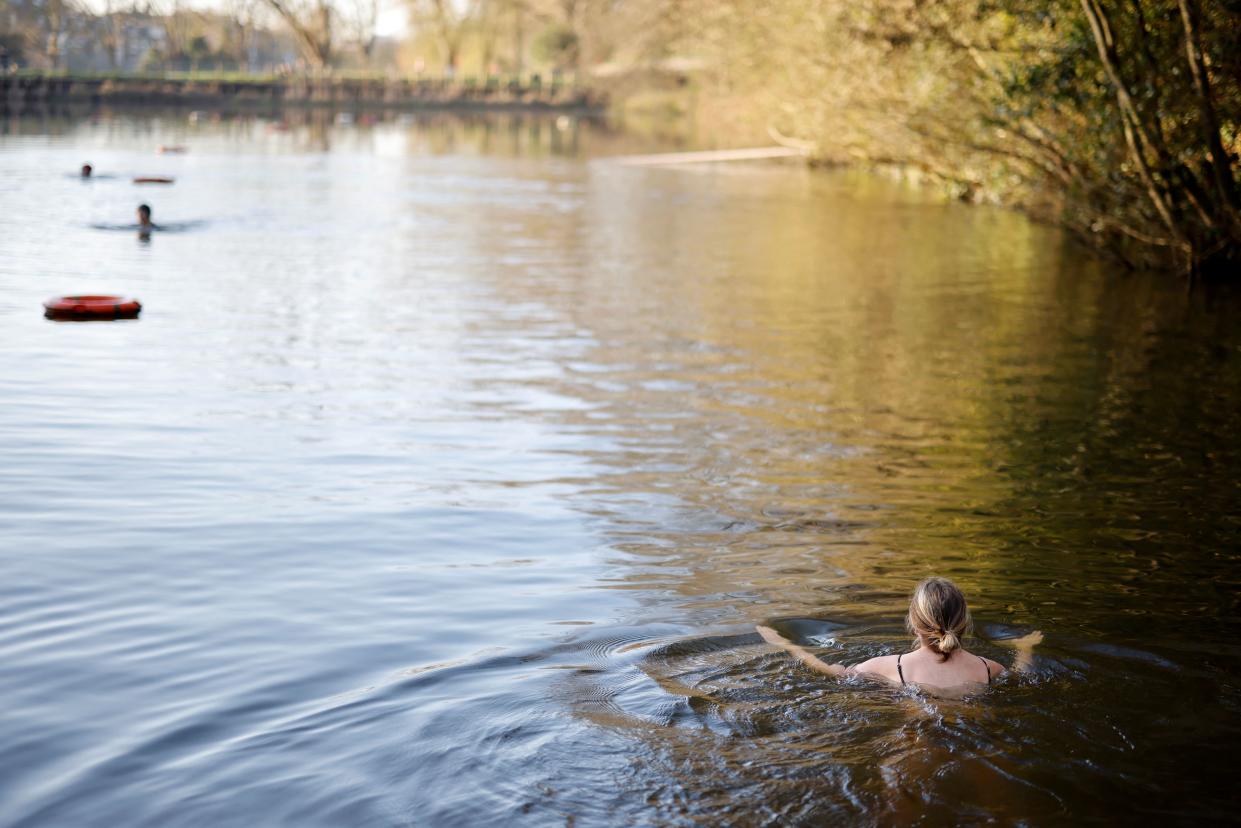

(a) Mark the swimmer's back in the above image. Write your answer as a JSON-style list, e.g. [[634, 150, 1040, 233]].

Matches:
[[852, 649, 1004, 689]]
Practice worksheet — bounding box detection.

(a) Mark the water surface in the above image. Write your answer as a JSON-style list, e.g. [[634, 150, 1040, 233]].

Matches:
[[1, 110, 1239, 826]]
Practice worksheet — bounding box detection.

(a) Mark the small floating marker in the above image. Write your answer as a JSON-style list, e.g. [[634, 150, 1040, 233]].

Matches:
[[157, 145, 188, 154], [133, 177, 174, 185], [43, 295, 142, 321]]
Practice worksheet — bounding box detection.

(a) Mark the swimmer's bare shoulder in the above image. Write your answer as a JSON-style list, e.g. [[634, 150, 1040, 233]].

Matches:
[[856, 652, 1007, 683], [849, 654, 903, 684]]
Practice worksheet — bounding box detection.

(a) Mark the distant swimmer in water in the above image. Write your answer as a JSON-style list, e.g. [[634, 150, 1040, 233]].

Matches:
[[137, 203, 157, 231], [757, 577, 1042, 694], [81, 163, 92, 178]]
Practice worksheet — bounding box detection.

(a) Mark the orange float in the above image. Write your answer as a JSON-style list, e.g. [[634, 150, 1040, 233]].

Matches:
[[133, 177, 174, 184], [43, 295, 142, 320]]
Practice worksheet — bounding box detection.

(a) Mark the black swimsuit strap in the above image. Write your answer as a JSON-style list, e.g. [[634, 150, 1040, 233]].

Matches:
[[977, 654, 990, 685]]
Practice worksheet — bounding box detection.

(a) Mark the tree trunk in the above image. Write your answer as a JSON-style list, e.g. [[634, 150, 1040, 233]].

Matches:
[[45, 0, 64, 69], [1176, 0, 1241, 228], [1080, 0, 1184, 248], [261, 0, 332, 69], [514, 4, 524, 75]]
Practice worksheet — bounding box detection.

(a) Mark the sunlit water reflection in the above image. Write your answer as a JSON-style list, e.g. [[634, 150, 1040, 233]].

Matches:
[[1, 111, 1238, 826]]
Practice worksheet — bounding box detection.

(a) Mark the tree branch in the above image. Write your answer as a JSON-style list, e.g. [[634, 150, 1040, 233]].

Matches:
[[1080, 0, 1183, 242], [1176, 0, 1241, 226]]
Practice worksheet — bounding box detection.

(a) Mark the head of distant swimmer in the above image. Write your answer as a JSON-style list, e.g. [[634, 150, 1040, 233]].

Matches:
[[81, 164, 92, 177], [137, 204, 151, 225], [906, 577, 973, 661]]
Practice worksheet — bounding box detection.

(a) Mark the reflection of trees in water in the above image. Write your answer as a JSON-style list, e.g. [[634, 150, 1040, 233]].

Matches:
[[5, 106, 612, 157], [439, 158, 1241, 653], [468, 177, 1066, 620], [956, 269, 1241, 636], [262, 108, 596, 157]]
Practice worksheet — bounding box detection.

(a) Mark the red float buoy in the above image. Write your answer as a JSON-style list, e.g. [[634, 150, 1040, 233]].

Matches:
[[43, 295, 142, 321]]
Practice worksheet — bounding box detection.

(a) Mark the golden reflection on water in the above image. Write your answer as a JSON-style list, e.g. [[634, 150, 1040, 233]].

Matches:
[[467, 164, 1069, 614], [481, 161, 1241, 634]]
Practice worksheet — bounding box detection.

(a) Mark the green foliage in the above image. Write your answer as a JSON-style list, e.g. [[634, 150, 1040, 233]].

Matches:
[[684, 0, 1241, 277], [532, 24, 579, 69]]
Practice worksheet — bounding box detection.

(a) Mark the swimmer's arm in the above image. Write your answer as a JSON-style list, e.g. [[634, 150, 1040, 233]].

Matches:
[[756, 625, 850, 678], [996, 630, 1043, 673]]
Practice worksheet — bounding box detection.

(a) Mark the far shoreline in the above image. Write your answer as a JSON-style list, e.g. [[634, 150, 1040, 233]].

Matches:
[[0, 71, 606, 116]]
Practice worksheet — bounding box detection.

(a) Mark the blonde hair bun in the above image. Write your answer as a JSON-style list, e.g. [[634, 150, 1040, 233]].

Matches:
[[906, 578, 972, 662]]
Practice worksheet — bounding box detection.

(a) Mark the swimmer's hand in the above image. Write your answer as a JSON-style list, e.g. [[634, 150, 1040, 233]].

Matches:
[[756, 624, 849, 679], [996, 629, 1043, 673], [1015, 630, 1044, 648], [997, 630, 1044, 648]]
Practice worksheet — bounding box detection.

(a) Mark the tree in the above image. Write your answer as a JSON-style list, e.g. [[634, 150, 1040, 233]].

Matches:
[[0, 32, 26, 68], [343, 0, 379, 61], [471, 0, 526, 74], [532, 22, 575, 70], [43, 0, 74, 67], [407, 0, 480, 73], [1063, 0, 1240, 274], [680, 0, 1241, 277], [98, 0, 122, 69], [157, 0, 194, 66], [261, 0, 333, 67], [224, 0, 258, 71]]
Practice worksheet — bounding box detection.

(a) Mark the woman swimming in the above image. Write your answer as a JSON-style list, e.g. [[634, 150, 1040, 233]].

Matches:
[[757, 577, 1042, 692]]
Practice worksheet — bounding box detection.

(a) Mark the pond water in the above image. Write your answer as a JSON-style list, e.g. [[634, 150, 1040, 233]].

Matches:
[[1, 110, 1239, 826]]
